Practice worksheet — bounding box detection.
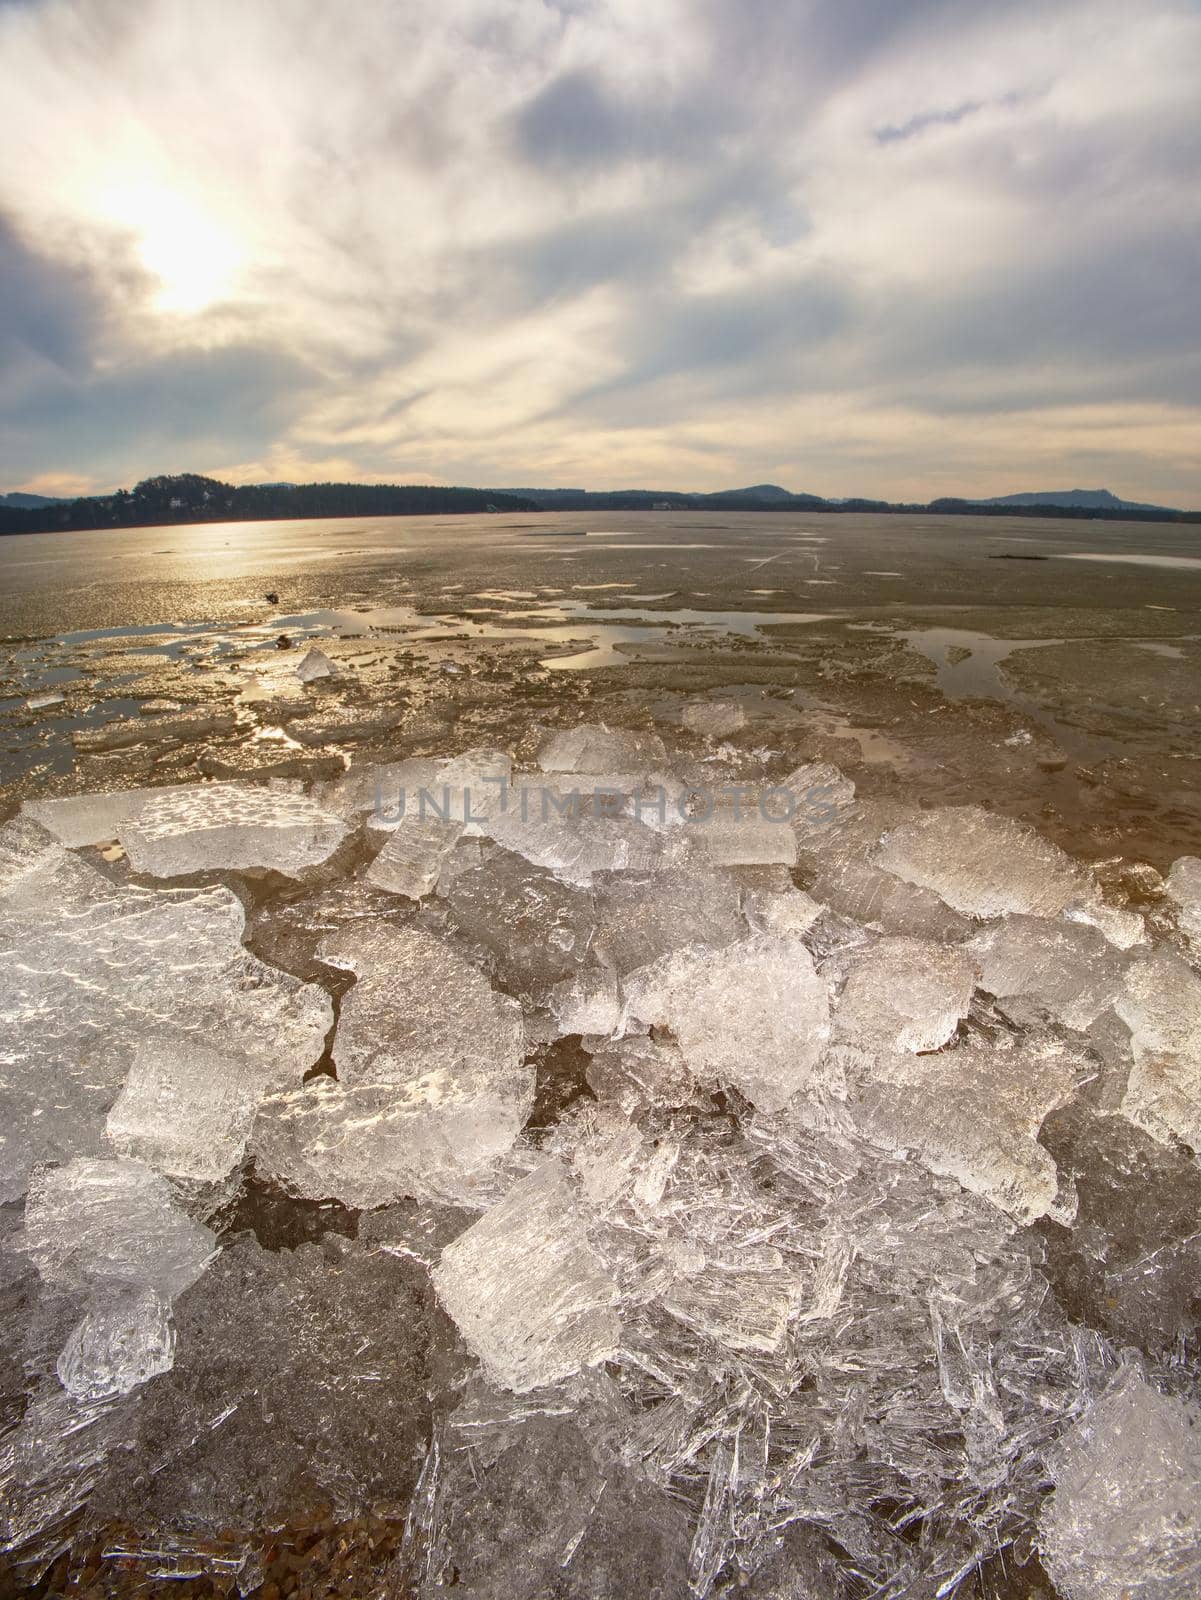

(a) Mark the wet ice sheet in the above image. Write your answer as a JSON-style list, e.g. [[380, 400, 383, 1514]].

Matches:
[[119, 780, 348, 877]]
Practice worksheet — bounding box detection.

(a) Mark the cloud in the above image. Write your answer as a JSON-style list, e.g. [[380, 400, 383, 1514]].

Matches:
[[0, 0, 1198, 502]]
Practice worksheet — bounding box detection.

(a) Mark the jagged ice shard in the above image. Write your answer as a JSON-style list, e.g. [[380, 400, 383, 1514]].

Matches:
[[432, 1159, 621, 1391]]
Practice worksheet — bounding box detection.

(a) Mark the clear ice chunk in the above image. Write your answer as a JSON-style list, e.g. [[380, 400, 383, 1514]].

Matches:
[[485, 808, 668, 885], [1165, 854, 1201, 949], [119, 780, 348, 877], [621, 934, 830, 1112], [681, 700, 747, 739], [832, 936, 976, 1053], [537, 724, 668, 775], [444, 849, 599, 1001], [1114, 948, 1201, 1151], [832, 1035, 1080, 1222], [316, 920, 526, 1089], [365, 815, 465, 898], [296, 646, 334, 681], [970, 914, 1126, 1031], [23, 783, 194, 848], [57, 1287, 176, 1401], [1039, 1366, 1201, 1600], [875, 805, 1092, 920], [548, 962, 621, 1037], [105, 1039, 265, 1183], [782, 761, 856, 832], [740, 871, 822, 937], [593, 856, 744, 976], [432, 1159, 621, 1392], [692, 803, 798, 867], [23, 1157, 215, 1298], [584, 1034, 706, 1115], [0, 820, 331, 1199]]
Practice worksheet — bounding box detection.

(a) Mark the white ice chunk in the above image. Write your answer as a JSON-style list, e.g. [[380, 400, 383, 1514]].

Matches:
[[1114, 948, 1201, 1152], [0, 819, 331, 1200], [1039, 1367, 1201, 1600], [23, 1158, 215, 1298], [681, 701, 747, 739], [537, 724, 668, 775], [970, 915, 1126, 1031], [106, 1039, 264, 1182], [485, 808, 668, 885], [548, 962, 621, 1037], [365, 815, 464, 898], [622, 934, 830, 1112], [834, 1036, 1079, 1223], [691, 803, 798, 868], [1166, 854, 1201, 949], [833, 936, 976, 1054], [57, 1287, 176, 1401], [875, 805, 1091, 920], [432, 1159, 620, 1392], [296, 646, 335, 682], [742, 875, 822, 937], [119, 781, 348, 877]]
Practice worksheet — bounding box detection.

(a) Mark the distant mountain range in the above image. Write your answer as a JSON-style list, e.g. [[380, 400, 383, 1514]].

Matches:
[[0, 476, 1195, 535]]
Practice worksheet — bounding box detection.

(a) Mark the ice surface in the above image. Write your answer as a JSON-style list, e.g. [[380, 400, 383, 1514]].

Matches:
[[317, 920, 526, 1089], [584, 1034, 707, 1115], [782, 760, 856, 831], [433, 1159, 620, 1392], [875, 805, 1092, 919], [740, 870, 822, 937], [970, 914, 1127, 1030], [622, 934, 830, 1112], [399, 1418, 692, 1599], [73, 707, 237, 753], [87, 1231, 441, 1553], [548, 961, 621, 1037], [57, 1287, 175, 1401], [681, 700, 747, 739], [366, 814, 465, 898], [23, 1158, 215, 1298], [828, 1035, 1080, 1222], [0, 818, 331, 1199], [692, 802, 798, 867], [119, 780, 348, 877], [1039, 1366, 1201, 1600], [1114, 948, 1201, 1151], [1166, 853, 1201, 948], [832, 936, 975, 1053], [296, 645, 334, 681], [537, 723, 669, 775], [105, 1039, 265, 1182]]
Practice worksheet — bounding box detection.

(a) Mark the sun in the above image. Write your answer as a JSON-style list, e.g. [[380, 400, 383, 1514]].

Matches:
[[104, 183, 243, 314]]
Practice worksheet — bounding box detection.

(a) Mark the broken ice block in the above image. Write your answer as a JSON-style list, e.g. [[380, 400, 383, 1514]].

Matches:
[[0, 820, 331, 1199], [622, 934, 830, 1112], [23, 1158, 215, 1298], [970, 915, 1126, 1031], [548, 962, 621, 1037], [444, 849, 598, 999], [1166, 854, 1201, 949], [253, 1069, 532, 1207], [836, 1035, 1079, 1222], [485, 808, 668, 885], [782, 761, 856, 832], [691, 802, 798, 868], [433, 1159, 620, 1391], [296, 646, 335, 681], [23, 783, 194, 848], [26, 690, 65, 710], [593, 857, 744, 976], [317, 921, 526, 1089], [366, 815, 465, 898], [1039, 1366, 1201, 1600], [537, 724, 668, 775], [681, 700, 747, 739], [741, 872, 822, 938], [832, 937, 975, 1054], [57, 1287, 176, 1401], [105, 1039, 264, 1183], [584, 1034, 705, 1114], [119, 781, 348, 877], [875, 805, 1091, 920], [1114, 948, 1201, 1151]]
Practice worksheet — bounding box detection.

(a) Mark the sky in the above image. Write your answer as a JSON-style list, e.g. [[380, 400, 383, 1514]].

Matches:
[[0, 0, 1199, 504]]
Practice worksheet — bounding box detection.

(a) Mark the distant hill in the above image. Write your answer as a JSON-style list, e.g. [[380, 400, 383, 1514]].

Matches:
[[0, 473, 538, 534], [976, 488, 1173, 513], [0, 491, 65, 509], [495, 484, 827, 512]]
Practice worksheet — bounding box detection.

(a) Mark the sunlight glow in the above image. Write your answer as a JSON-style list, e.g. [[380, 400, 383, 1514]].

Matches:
[[104, 184, 242, 314]]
